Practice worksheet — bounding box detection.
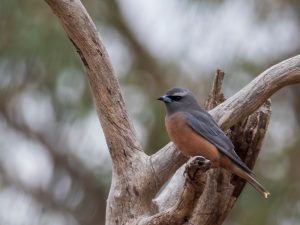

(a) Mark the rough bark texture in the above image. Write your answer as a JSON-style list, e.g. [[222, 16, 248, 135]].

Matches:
[[139, 157, 211, 225], [44, 1, 300, 225]]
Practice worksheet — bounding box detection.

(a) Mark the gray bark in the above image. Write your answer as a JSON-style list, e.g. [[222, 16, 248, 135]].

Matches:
[[44, 1, 300, 224]]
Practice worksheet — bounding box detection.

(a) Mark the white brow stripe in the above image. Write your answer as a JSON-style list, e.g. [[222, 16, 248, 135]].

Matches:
[[171, 91, 187, 96]]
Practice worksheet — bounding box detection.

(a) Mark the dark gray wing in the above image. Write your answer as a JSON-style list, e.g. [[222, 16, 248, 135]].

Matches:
[[185, 110, 252, 174]]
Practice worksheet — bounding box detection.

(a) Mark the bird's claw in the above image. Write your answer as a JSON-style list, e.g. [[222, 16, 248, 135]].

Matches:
[[184, 156, 211, 180]]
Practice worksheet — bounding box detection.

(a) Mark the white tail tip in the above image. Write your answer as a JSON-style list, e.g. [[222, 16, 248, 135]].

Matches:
[[264, 192, 270, 199]]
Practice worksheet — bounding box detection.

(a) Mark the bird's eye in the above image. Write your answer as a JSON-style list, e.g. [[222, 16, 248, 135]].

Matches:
[[170, 96, 182, 101]]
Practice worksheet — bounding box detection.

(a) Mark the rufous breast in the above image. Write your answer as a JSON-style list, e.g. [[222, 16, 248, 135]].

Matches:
[[165, 112, 220, 165]]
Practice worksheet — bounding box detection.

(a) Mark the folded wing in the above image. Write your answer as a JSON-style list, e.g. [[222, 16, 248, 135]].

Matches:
[[186, 110, 252, 174]]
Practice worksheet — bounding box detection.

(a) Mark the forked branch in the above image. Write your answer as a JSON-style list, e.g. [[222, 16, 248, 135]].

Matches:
[[44, 1, 300, 225]]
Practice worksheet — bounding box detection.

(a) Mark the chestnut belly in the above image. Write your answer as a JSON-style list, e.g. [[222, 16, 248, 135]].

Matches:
[[165, 113, 220, 164]]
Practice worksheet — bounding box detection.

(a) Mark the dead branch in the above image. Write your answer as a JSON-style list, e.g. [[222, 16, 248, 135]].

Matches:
[[44, 1, 300, 225], [45, 0, 143, 174], [138, 157, 211, 225]]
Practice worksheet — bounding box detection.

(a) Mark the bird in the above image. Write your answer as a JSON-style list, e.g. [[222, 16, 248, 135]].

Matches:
[[157, 87, 270, 198]]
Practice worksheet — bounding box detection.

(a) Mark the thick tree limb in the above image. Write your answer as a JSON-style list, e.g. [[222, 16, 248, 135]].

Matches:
[[45, 0, 143, 174], [44, 2, 154, 225]]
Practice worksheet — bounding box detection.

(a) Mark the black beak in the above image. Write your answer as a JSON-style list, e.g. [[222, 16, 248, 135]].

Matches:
[[157, 96, 164, 101], [157, 95, 172, 103]]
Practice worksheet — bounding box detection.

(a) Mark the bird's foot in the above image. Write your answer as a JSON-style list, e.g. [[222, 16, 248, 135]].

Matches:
[[184, 156, 211, 181]]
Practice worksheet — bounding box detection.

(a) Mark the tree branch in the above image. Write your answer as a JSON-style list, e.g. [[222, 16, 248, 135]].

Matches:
[[138, 157, 211, 225], [44, 2, 164, 224], [44, 1, 300, 224], [150, 143, 187, 189], [205, 69, 226, 110], [211, 55, 300, 129], [45, 0, 143, 173], [152, 55, 300, 188]]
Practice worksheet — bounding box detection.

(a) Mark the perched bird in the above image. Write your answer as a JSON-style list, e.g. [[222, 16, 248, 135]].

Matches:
[[158, 87, 270, 198]]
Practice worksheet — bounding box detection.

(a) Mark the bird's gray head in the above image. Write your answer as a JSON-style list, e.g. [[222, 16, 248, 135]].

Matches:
[[157, 87, 201, 114]]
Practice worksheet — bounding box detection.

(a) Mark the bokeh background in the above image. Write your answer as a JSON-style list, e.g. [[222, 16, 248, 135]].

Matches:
[[1, 0, 300, 224]]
